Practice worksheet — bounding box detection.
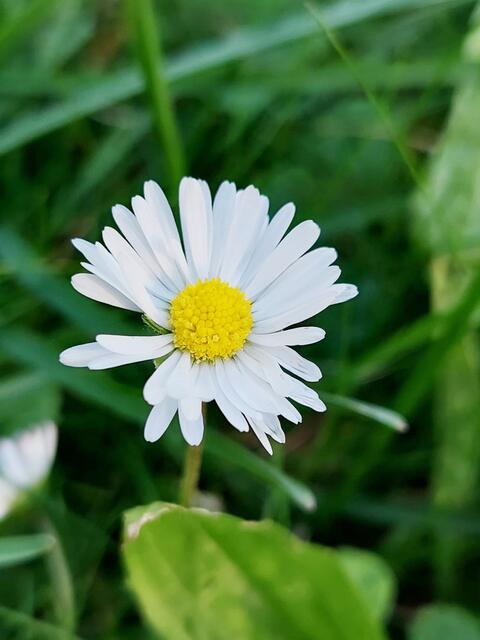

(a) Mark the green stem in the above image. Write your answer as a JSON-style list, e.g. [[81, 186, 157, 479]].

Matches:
[[178, 406, 205, 508], [125, 0, 185, 198], [38, 515, 76, 632]]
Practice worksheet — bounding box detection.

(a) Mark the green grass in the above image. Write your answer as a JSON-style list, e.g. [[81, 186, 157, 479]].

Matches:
[[0, 0, 480, 638]]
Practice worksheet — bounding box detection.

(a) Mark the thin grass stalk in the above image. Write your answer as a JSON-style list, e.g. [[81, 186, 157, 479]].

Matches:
[[125, 0, 185, 199]]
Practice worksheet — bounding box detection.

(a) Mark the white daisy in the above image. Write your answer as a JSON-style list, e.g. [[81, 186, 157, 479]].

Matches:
[[0, 421, 58, 520], [60, 179, 357, 454]]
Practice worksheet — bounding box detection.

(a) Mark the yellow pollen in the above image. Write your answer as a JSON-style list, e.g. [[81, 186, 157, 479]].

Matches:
[[170, 278, 253, 362]]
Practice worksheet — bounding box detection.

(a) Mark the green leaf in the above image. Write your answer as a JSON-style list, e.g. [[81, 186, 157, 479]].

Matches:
[[0, 0, 466, 154], [0, 534, 56, 569], [321, 391, 407, 432], [339, 547, 396, 622], [409, 604, 480, 640], [123, 502, 386, 640]]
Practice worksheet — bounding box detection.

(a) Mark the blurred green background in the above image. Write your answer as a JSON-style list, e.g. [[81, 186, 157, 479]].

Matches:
[[1, 0, 480, 637]]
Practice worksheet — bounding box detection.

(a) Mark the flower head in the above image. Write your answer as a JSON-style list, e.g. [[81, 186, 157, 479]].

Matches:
[[60, 179, 357, 453], [0, 421, 58, 520]]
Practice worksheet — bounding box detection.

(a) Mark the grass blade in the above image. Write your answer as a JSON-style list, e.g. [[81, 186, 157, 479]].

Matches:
[[125, 0, 185, 196], [0, 605, 83, 640], [321, 391, 408, 432], [0, 534, 56, 569], [0, 0, 468, 155], [0, 0, 58, 63], [0, 227, 132, 335]]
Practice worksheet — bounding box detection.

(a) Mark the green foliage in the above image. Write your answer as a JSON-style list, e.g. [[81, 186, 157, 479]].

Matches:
[[338, 547, 396, 622], [123, 502, 386, 640], [409, 604, 480, 640], [412, 2, 480, 597], [0, 372, 59, 435], [0, 534, 55, 569], [0, 0, 479, 636]]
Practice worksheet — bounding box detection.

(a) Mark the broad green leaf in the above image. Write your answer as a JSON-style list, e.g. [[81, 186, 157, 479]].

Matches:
[[321, 391, 407, 432], [339, 547, 396, 622], [409, 604, 480, 640], [0, 534, 56, 569], [0, 0, 467, 154], [123, 502, 386, 640], [0, 327, 316, 512]]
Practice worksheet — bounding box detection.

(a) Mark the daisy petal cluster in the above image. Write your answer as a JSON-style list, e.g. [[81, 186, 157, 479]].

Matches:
[[60, 179, 357, 453], [0, 421, 58, 520]]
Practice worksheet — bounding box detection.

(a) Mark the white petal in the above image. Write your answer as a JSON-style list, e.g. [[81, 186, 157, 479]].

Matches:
[[249, 327, 325, 346], [88, 351, 162, 370], [111, 204, 167, 282], [131, 194, 185, 291], [334, 283, 359, 303], [247, 418, 273, 455], [245, 347, 324, 410], [229, 356, 301, 424], [261, 414, 286, 443], [40, 421, 58, 473], [219, 186, 269, 285], [96, 333, 173, 355], [72, 238, 127, 295], [102, 226, 173, 303], [166, 352, 199, 399], [244, 221, 320, 299], [71, 273, 141, 312], [179, 177, 213, 280], [266, 346, 321, 382], [178, 407, 204, 446], [235, 350, 301, 423], [143, 180, 191, 283], [178, 397, 202, 421], [223, 358, 277, 414], [254, 284, 342, 333], [60, 342, 107, 367], [143, 351, 182, 405], [252, 249, 339, 319], [239, 202, 295, 288], [144, 397, 178, 442], [115, 249, 170, 328], [193, 364, 216, 402], [0, 440, 29, 487], [214, 360, 263, 422], [214, 384, 249, 432], [209, 181, 237, 277], [289, 388, 326, 412], [15, 422, 56, 485]]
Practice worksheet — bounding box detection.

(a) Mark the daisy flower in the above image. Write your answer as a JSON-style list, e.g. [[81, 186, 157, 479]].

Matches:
[[0, 421, 58, 520], [60, 179, 357, 453]]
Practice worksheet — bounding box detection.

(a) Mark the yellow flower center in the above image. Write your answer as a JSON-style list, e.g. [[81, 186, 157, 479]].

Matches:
[[170, 278, 253, 362]]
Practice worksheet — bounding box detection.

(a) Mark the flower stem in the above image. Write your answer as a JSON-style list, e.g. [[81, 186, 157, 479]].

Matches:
[[125, 0, 185, 198], [178, 406, 205, 508]]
